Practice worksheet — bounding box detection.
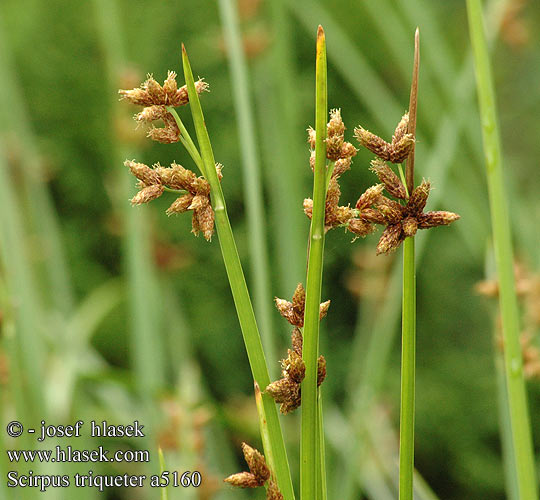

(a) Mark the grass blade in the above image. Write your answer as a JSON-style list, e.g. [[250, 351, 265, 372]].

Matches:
[[217, 0, 277, 373], [158, 448, 169, 500], [466, 1, 538, 498], [181, 45, 295, 500], [300, 25, 327, 500]]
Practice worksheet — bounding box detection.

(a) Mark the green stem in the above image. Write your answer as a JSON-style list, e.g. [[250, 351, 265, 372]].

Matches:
[[496, 350, 519, 500], [466, 1, 538, 498], [301, 25, 327, 500], [317, 390, 328, 500], [181, 46, 294, 500], [166, 107, 205, 174], [399, 236, 416, 500]]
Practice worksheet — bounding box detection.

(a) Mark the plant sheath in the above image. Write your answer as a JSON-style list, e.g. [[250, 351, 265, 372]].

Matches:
[[301, 25, 327, 500], [181, 46, 295, 500], [466, 1, 538, 498]]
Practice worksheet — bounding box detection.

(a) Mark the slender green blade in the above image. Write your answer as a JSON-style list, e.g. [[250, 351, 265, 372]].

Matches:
[[158, 448, 169, 500], [182, 46, 295, 500], [301, 25, 327, 500], [466, 1, 538, 498]]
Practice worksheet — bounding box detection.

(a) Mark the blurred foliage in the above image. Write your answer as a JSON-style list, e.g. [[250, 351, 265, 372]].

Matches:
[[1, 0, 539, 499]]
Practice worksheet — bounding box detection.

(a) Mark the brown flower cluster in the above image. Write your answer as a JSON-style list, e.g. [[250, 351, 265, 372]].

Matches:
[[119, 71, 208, 144], [303, 110, 459, 254], [356, 169, 459, 254], [224, 443, 283, 499], [353, 112, 460, 254], [125, 160, 221, 241], [308, 109, 358, 164], [274, 283, 330, 328], [265, 284, 328, 414], [304, 110, 362, 233], [354, 112, 414, 164]]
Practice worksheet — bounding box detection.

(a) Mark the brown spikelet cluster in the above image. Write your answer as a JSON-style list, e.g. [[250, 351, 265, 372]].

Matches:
[[308, 109, 357, 167], [303, 108, 459, 253], [266, 284, 328, 414], [266, 328, 327, 414], [477, 262, 540, 380], [224, 443, 283, 498], [274, 283, 330, 328], [125, 160, 221, 241], [354, 112, 415, 164], [119, 71, 208, 144], [304, 110, 364, 234], [351, 111, 460, 254]]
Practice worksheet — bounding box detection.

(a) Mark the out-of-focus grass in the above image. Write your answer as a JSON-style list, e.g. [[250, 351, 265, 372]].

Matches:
[[217, 0, 277, 373]]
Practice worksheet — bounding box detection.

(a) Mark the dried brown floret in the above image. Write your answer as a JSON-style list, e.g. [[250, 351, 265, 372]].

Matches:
[[267, 480, 284, 500], [126, 159, 216, 240], [307, 126, 316, 149], [402, 216, 418, 237], [332, 157, 352, 178], [241, 443, 270, 484], [291, 327, 303, 356], [406, 179, 431, 215], [356, 184, 384, 210], [317, 355, 327, 386], [376, 223, 404, 255], [223, 443, 270, 489], [119, 73, 208, 108], [370, 159, 407, 200], [172, 79, 209, 107], [417, 210, 460, 228], [348, 218, 375, 237], [275, 285, 330, 328], [284, 350, 306, 384], [224, 471, 261, 488], [327, 108, 345, 138], [156, 162, 198, 191], [392, 112, 409, 144], [166, 194, 194, 215], [130, 184, 164, 205], [340, 142, 358, 159], [266, 377, 301, 414], [326, 135, 345, 162], [162, 70, 178, 100], [135, 105, 168, 123], [189, 194, 209, 211], [267, 309, 327, 414], [144, 75, 167, 104], [358, 208, 386, 225], [355, 126, 415, 164], [125, 160, 162, 186], [319, 300, 331, 320], [147, 123, 180, 144], [308, 110, 357, 162], [193, 203, 215, 241], [389, 134, 415, 163]]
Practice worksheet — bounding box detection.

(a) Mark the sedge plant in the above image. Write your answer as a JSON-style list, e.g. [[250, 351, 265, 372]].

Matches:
[[118, 23, 460, 500], [353, 30, 459, 500], [467, 0, 538, 498], [118, 39, 300, 500]]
